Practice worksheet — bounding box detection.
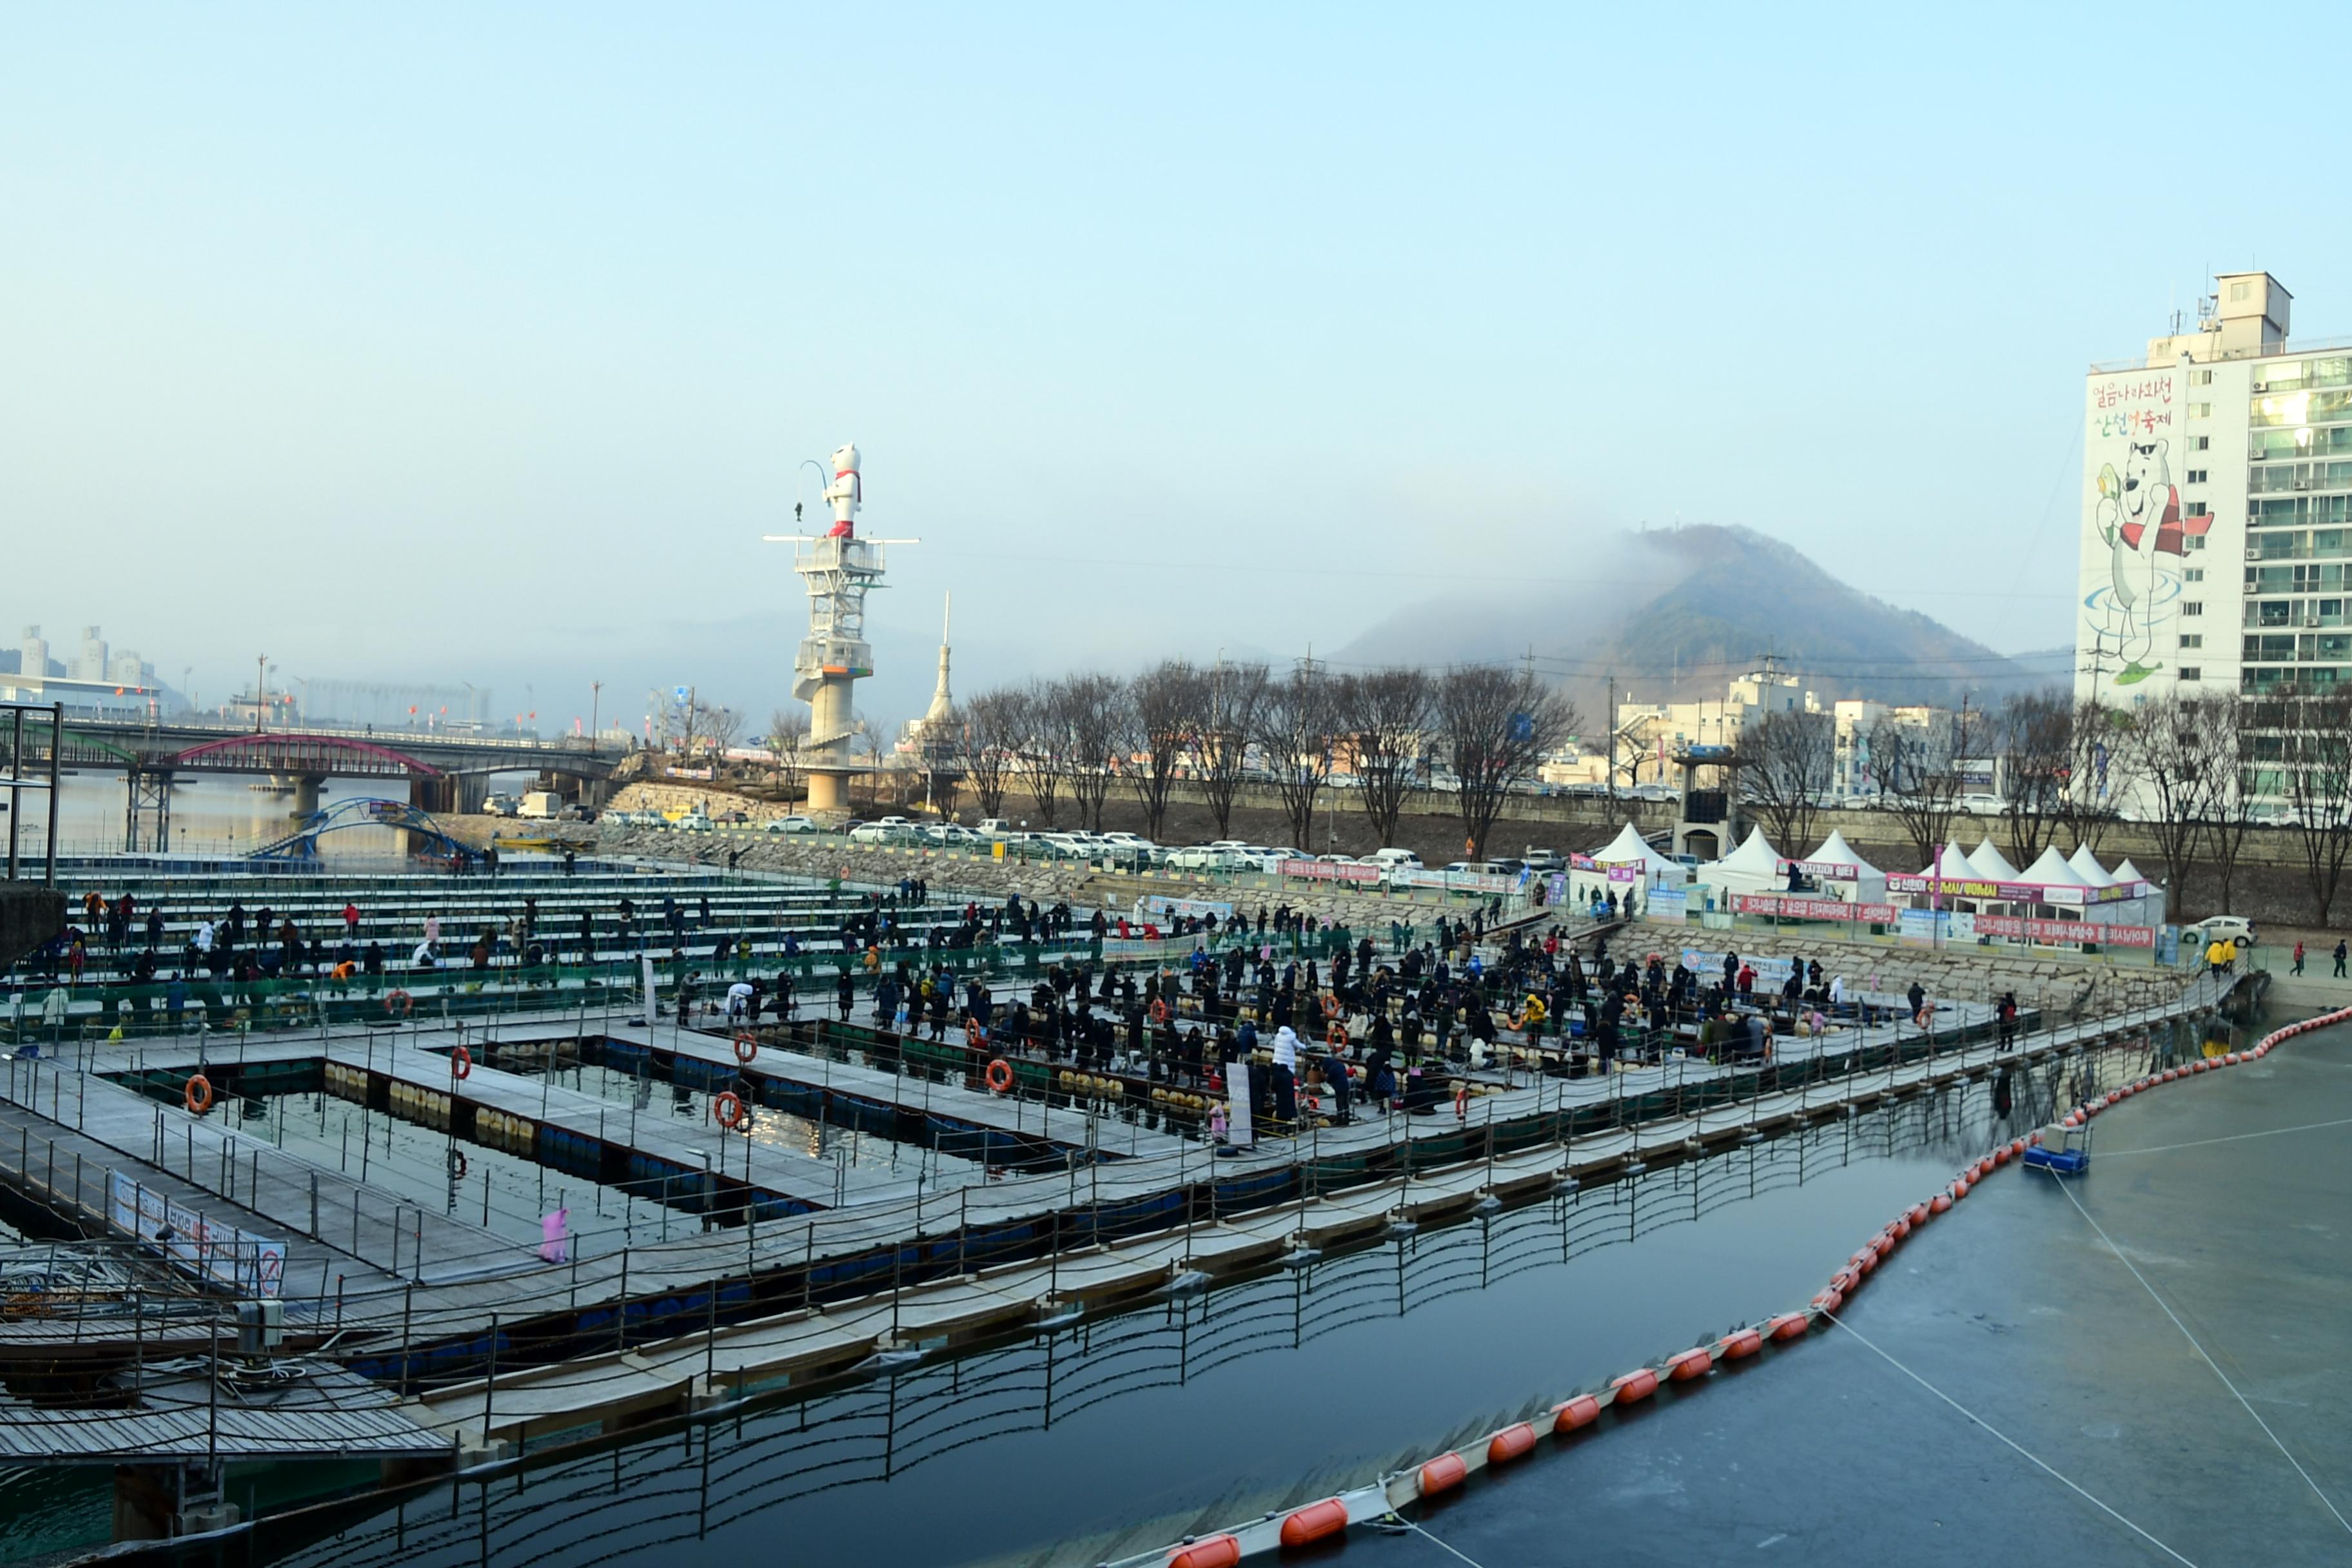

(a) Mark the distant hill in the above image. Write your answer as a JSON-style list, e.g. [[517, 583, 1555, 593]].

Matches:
[[1332, 524, 2066, 715]]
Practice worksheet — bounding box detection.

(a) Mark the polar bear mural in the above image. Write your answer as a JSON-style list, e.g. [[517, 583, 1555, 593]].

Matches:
[[2092, 435, 2209, 685]]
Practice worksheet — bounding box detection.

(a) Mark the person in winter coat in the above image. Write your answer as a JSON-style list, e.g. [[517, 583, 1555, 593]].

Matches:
[[1270, 1025, 1300, 1128]]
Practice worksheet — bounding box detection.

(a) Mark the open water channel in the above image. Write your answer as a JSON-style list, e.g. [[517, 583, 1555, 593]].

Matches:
[[78, 1039, 2135, 1568]]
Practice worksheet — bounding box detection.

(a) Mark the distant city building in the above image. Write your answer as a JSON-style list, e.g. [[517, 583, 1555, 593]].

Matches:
[[1, 622, 159, 714], [1612, 669, 1819, 785], [2075, 270, 2333, 704]]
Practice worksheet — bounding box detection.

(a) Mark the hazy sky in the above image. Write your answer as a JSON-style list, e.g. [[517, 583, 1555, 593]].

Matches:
[[5, 5, 2346, 736]]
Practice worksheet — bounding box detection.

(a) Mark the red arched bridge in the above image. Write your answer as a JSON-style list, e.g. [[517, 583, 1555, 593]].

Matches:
[[50, 723, 616, 783], [46, 725, 617, 838], [162, 732, 444, 779]]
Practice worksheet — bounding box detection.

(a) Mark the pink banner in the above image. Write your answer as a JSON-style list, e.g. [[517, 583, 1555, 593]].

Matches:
[[1734, 894, 1899, 923], [1970, 915, 2155, 948], [1279, 858, 1383, 884]]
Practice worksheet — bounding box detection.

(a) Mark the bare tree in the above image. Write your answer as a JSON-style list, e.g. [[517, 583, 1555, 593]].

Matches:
[[1433, 665, 1579, 859], [2113, 692, 2224, 919], [959, 687, 1021, 819], [1868, 707, 1982, 870], [1254, 667, 1340, 852], [1122, 660, 1206, 841], [1736, 708, 1834, 852], [657, 694, 741, 761], [2280, 688, 2352, 924], [764, 708, 809, 802], [1335, 667, 1431, 849], [1011, 680, 1073, 828], [1197, 661, 1268, 839], [2191, 693, 2257, 914], [1054, 673, 1126, 832], [2055, 698, 2132, 854], [1994, 689, 2072, 865]]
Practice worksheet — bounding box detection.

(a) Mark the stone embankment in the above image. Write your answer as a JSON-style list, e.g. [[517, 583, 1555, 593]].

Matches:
[[1653, 928, 2191, 1017], [591, 824, 1492, 933]]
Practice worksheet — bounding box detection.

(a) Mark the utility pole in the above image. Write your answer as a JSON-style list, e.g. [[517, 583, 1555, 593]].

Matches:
[[254, 654, 268, 733], [1605, 671, 1616, 802], [591, 682, 602, 751]]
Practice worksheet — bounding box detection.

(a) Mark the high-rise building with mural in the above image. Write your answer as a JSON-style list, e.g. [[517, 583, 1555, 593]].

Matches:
[[2075, 271, 2335, 706]]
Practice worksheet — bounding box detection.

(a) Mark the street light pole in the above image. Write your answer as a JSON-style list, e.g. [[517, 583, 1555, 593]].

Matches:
[[255, 654, 268, 732], [591, 682, 602, 752]]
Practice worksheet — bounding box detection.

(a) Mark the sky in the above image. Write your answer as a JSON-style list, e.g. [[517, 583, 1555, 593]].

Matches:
[[6, 5, 2348, 739]]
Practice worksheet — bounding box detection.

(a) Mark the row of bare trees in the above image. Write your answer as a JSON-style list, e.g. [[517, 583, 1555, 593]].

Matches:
[[954, 662, 1580, 858], [1734, 685, 2352, 922], [2112, 687, 2352, 922]]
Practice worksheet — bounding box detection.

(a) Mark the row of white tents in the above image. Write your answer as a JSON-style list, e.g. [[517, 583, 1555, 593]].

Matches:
[[1568, 821, 2161, 935]]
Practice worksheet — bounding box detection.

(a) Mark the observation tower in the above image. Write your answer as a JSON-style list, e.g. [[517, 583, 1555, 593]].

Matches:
[[765, 444, 917, 812]]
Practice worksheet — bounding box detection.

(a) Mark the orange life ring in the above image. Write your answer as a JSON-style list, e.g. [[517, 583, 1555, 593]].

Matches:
[[184, 1073, 213, 1115], [966, 1018, 984, 1048], [450, 1045, 472, 1080], [447, 1148, 468, 1180], [385, 988, 413, 1017], [1453, 1081, 1469, 1119], [985, 1057, 1014, 1093], [714, 1090, 745, 1129], [734, 1033, 758, 1064], [1326, 1020, 1348, 1048]]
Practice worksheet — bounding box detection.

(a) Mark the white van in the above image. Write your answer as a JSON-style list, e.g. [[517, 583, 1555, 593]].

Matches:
[[518, 790, 565, 819], [1367, 847, 1422, 872]]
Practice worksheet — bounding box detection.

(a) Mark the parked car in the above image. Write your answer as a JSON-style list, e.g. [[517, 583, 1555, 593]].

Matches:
[[1168, 845, 1242, 871], [1955, 792, 2006, 816], [2181, 915, 2257, 947], [1367, 847, 1422, 872], [675, 814, 713, 834], [763, 815, 819, 834], [977, 818, 1016, 838]]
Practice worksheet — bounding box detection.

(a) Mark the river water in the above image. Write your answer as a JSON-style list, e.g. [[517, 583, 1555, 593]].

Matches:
[[92, 1063, 2084, 1568], [21, 774, 534, 861]]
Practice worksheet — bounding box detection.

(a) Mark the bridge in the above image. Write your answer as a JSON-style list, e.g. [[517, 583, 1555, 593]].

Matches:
[[39, 720, 623, 850]]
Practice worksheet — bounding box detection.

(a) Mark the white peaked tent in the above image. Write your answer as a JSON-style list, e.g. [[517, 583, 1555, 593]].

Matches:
[[2112, 858, 2150, 887], [2021, 846, 2090, 889], [1572, 822, 1689, 905], [1967, 839, 2022, 881], [1922, 844, 1978, 880], [1596, 822, 1687, 880], [1709, 827, 1785, 896], [2066, 846, 2115, 887], [1799, 829, 1888, 903]]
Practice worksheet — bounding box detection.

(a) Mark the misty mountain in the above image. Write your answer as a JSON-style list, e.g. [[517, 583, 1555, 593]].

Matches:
[[1331, 524, 2067, 716]]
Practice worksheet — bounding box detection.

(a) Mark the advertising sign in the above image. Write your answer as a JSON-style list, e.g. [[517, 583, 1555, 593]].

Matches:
[[1732, 894, 1899, 923], [1137, 894, 1235, 921], [1277, 859, 1382, 885], [1972, 915, 2157, 948], [109, 1172, 286, 1297]]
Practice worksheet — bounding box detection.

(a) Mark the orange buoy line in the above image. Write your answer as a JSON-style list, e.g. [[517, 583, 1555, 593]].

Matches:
[[1109, 1003, 2352, 1568]]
